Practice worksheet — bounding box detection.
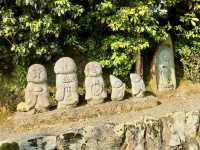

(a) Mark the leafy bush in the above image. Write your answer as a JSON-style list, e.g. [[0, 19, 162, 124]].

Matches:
[[0, 0, 199, 82], [0, 0, 84, 66], [175, 4, 200, 82], [178, 53, 200, 82]]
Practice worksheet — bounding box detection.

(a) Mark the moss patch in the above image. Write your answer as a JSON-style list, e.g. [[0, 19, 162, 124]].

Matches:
[[0, 142, 19, 150]]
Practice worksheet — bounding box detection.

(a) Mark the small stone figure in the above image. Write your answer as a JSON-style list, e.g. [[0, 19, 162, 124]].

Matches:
[[54, 57, 79, 108], [17, 64, 49, 112], [84, 62, 107, 105], [130, 73, 145, 97], [110, 75, 125, 101]]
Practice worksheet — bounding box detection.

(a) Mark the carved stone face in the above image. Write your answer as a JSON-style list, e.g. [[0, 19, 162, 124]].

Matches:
[[54, 57, 77, 74], [84, 62, 102, 77], [159, 48, 171, 66], [110, 75, 123, 88], [27, 64, 47, 83], [130, 73, 141, 82]]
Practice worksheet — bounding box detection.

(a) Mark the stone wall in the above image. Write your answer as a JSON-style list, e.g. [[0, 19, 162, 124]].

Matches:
[[1, 111, 200, 150]]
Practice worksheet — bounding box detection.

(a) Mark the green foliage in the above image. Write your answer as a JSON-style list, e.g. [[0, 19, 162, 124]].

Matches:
[[0, 70, 24, 111], [175, 3, 200, 82], [0, 0, 199, 81], [0, 0, 84, 65], [0, 142, 19, 150], [80, 0, 171, 79], [178, 52, 200, 82]]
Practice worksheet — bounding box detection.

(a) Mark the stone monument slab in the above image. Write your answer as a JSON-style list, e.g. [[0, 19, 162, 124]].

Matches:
[[150, 35, 176, 92]]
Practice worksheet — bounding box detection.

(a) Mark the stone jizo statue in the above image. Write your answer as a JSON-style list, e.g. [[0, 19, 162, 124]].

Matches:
[[54, 57, 79, 108], [17, 64, 49, 112], [130, 73, 145, 97], [84, 62, 107, 105], [110, 75, 125, 101]]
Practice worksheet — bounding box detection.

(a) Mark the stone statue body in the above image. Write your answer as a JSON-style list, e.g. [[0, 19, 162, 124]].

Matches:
[[157, 45, 176, 91], [150, 35, 176, 92], [17, 64, 49, 112], [110, 75, 125, 101], [84, 62, 107, 105], [54, 57, 79, 108], [130, 73, 145, 97]]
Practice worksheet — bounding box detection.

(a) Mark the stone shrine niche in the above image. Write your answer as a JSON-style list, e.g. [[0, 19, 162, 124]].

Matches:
[[54, 57, 79, 108], [84, 62, 107, 105], [150, 35, 176, 92], [17, 64, 49, 112]]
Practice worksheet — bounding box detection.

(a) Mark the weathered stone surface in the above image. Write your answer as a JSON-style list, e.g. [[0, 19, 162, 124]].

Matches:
[[2, 92, 200, 150], [188, 140, 199, 150], [162, 111, 200, 149], [17, 102, 28, 112], [17, 64, 49, 112], [83, 124, 122, 150], [145, 118, 162, 150], [54, 57, 79, 108], [110, 75, 125, 101], [130, 73, 145, 97], [56, 129, 85, 150], [185, 111, 200, 139], [150, 35, 176, 92], [169, 112, 186, 147], [84, 62, 107, 105], [1, 111, 200, 150], [19, 136, 57, 150], [122, 122, 145, 150]]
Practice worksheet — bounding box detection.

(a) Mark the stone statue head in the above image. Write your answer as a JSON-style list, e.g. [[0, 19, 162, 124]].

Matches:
[[110, 75, 123, 88], [130, 73, 142, 83], [27, 64, 47, 83], [54, 57, 77, 74], [84, 62, 102, 77]]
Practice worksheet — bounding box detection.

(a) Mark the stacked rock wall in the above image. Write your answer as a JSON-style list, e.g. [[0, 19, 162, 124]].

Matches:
[[1, 111, 199, 150]]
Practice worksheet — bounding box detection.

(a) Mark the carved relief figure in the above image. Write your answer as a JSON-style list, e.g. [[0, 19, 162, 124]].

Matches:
[[130, 73, 145, 97], [150, 35, 176, 92], [84, 62, 107, 105], [110, 75, 125, 101], [17, 64, 49, 112], [54, 57, 79, 108], [156, 37, 176, 91]]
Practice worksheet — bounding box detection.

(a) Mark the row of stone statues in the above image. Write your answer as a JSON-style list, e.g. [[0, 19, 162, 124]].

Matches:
[[17, 57, 145, 112]]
